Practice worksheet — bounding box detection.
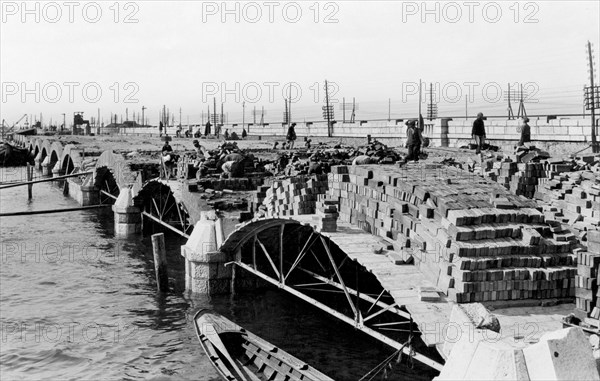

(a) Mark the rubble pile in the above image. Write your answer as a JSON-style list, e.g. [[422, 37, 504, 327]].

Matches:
[[326, 164, 577, 304], [260, 175, 328, 216]]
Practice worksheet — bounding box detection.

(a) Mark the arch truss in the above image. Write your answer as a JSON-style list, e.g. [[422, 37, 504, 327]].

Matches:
[[222, 219, 443, 372]]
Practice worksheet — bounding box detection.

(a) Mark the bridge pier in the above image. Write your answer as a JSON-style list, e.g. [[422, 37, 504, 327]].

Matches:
[[52, 162, 64, 177], [34, 152, 44, 170], [41, 157, 54, 176], [113, 188, 141, 237], [181, 211, 232, 294]]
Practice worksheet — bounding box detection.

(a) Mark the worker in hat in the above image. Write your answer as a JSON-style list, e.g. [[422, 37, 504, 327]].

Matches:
[[405, 120, 422, 161], [518, 117, 531, 146], [472, 112, 486, 154]]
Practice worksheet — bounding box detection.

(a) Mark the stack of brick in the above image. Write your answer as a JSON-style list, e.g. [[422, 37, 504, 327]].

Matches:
[[327, 163, 577, 304], [508, 162, 546, 198], [250, 185, 271, 212], [313, 196, 339, 232], [534, 167, 600, 238], [262, 175, 328, 216], [575, 230, 600, 319]]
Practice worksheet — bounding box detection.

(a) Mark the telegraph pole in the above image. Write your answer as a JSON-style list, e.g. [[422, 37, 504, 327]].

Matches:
[[587, 41, 598, 152], [242, 101, 246, 132], [507, 83, 515, 120], [324, 80, 333, 137], [142, 106, 146, 127], [388, 98, 391, 121]]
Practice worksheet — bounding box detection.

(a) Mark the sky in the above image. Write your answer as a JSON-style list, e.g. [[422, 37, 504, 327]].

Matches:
[[1, 0, 599, 127]]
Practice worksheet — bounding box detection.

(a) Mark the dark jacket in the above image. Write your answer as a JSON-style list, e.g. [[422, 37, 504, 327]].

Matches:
[[519, 123, 531, 144], [472, 118, 486, 136], [286, 126, 296, 141]]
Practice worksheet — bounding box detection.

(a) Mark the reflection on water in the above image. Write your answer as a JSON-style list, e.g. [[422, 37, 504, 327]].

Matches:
[[0, 167, 435, 380]]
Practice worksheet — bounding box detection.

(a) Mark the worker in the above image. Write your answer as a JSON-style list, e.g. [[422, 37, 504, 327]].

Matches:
[[286, 123, 297, 149], [352, 155, 375, 165], [307, 157, 322, 175], [242, 128, 247, 139], [472, 112, 486, 154], [224, 129, 230, 140], [221, 160, 243, 179], [161, 141, 175, 179], [204, 121, 212, 136], [518, 117, 531, 146], [405, 120, 419, 161]]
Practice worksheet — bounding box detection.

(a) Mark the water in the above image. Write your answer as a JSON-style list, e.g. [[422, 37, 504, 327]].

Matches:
[[0, 166, 436, 381]]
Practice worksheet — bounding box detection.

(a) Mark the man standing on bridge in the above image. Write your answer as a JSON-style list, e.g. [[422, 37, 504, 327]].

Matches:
[[472, 112, 486, 154]]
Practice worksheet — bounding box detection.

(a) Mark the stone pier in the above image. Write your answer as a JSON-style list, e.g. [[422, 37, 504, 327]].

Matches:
[[41, 157, 54, 176], [34, 152, 44, 170], [181, 211, 232, 294], [112, 188, 141, 237], [52, 162, 64, 177]]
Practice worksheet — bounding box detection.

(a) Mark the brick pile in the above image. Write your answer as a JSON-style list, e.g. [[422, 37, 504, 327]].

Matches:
[[575, 230, 600, 319], [327, 163, 577, 304], [482, 159, 547, 198], [261, 175, 328, 216], [313, 196, 339, 232], [534, 163, 600, 238]]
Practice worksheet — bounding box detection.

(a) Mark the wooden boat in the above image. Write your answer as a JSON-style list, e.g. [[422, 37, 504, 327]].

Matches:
[[194, 309, 334, 381], [0, 142, 33, 166]]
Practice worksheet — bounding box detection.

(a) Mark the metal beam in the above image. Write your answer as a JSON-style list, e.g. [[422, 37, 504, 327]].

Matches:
[[296, 266, 411, 320], [284, 232, 317, 282], [319, 236, 360, 322], [0, 171, 93, 189], [234, 261, 443, 372], [141, 211, 190, 239], [363, 302, 399, 323], [256, 238, 281, 281], [100, 189, 117, 200]]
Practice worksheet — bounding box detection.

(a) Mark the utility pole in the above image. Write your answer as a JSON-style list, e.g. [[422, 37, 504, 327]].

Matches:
[[388, 98, 391, 121], [351, 97, 356, 123], [242, 101, 246, 132], [507, 83, 515, 120], [465, 96, 468, 119], [142, 106, 146, 126], [253, 106, 257, 125], [517, 84, 527, 119], [213, 98, 217, 127], [179, 107, 182, 128], [288, 85, 292, 125], [324, 80, 333, 137], [418, 79, 422, 119], [587, 41, 598, 152]]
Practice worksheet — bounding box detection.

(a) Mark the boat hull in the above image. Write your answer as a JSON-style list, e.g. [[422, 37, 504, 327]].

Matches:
[[193, 309, 334, 381]]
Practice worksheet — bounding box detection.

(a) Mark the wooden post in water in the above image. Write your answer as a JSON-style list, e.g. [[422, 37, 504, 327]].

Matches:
[[26, 163, 33, 199], [151, 233, 169, 292]]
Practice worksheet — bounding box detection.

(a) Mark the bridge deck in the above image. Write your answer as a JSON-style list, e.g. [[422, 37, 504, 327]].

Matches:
[[294, 216, 574, 355]]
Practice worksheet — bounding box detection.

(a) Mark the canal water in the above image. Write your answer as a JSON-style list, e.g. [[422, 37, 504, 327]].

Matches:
[[0, 166, 436, 381]]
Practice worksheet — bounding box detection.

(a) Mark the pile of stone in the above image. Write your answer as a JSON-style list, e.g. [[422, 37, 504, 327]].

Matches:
[[350, 140, 404, 164], [534, 158, 600, 238], [327, 163, 577, 304], [312, 196, 339, 232], [261, 175, 328, 216], [574, 230, 600, 319]]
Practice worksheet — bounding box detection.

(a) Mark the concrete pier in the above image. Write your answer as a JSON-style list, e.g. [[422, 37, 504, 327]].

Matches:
[[41, 156, 53, 176], [181, 211, 232, 294], [112, 188, 141, 237]]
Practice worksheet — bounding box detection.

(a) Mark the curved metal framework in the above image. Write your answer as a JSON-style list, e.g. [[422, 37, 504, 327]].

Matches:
[[222, 219, 444, 373], [135, 180, 192, 238]]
